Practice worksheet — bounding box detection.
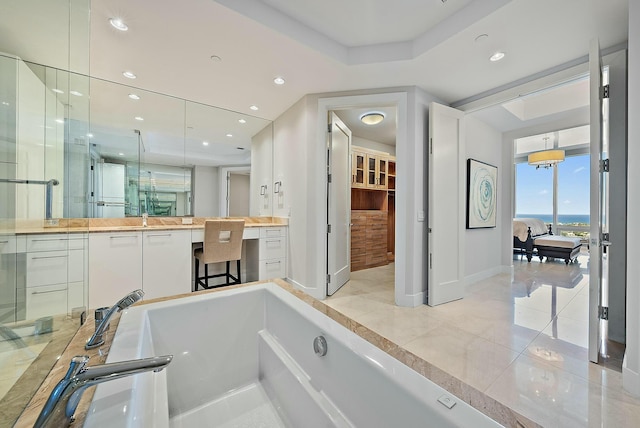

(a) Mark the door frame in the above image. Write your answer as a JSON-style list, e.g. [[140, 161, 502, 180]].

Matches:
[[218, 165, 250, 217], [316, 92, 409, 303]]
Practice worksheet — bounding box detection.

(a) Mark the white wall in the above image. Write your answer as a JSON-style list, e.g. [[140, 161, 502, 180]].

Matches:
[[229, 173, 250, 216], [624, 0, 640, 397], [464, 116, 503, 284], [193, 165, 219, 217], [250, 124, 273, 216], [352, 136, 396, 156]]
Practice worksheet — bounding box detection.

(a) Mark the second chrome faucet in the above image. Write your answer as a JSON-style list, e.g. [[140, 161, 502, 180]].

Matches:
[[86, 289, 145, 349]]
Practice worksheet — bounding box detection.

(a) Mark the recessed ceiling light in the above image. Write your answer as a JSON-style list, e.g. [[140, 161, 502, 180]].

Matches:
[[238, 119, 247, 124], [360, 112, 385, 125], [237, 147, 245, 150], [128, 94, 140, 100], [249, 105, 259, 111], [202, 141, 209, 146], [226, 133, 233, 137], [52, 88, 64, 94], [109, 18, 128, 31], [86, 133, 94, 138], [134, 116, 144, 121], [210, 55, 222, 62], [474, 34, 489, 43], [123, 71, 137, 79], [118, 152, 125, 156], [55, 119, 64, 124], [489, 51, 505, 62], [273, 77, 285, 85], [69, 90, 83, 96]]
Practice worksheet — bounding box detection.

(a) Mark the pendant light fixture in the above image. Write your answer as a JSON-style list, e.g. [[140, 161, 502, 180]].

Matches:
[[528, 136, 565, 169]]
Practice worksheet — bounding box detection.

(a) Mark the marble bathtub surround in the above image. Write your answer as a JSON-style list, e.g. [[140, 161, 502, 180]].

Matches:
[[15, 278, 536, 428]]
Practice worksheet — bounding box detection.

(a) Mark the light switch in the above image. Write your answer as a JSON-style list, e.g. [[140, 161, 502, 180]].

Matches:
[[417, 210, 425, 222]]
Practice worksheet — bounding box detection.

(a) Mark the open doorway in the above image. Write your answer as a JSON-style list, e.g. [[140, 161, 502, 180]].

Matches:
[[327, 106, 397, 297]]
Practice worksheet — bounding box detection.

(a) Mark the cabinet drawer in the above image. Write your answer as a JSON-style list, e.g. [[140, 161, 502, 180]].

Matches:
[[0, 236, 16, 254], [260, 227, 285, 238], [259, 236, 286, 260], [26, 235, 68, 252], [26, 284, 67, 319], [67, 234, 87, 250], [259, 258, 286, 279], [26, 250, 68, 287]]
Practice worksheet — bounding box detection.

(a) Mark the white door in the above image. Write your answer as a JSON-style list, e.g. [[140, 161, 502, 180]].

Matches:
[[101, 163, 126, 217], [589, 38, 609, 363], [327, 112, 351, 295], [427, 103, 465, 306]]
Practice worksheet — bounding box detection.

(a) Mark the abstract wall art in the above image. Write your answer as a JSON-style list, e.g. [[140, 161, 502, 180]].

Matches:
[[466, 158, 497, 229]]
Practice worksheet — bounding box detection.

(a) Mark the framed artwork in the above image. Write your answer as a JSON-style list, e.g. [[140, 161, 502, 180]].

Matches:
[[466, 158, 497, 229]]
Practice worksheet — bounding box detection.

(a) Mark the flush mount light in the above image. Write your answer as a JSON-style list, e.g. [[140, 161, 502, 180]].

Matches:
[[109, 18, 128, 31], [249, 105, 259, 111], [360, 112, 385, 125], [52, 88, 64, 94], [273, 77, 285, 85], [226, 133, 233, 137], [123, 71, 137, 79], [489, 51, 505, 62], [134, 116, 144, 121], [202, 141, 209, 146], [69, 90, 83, 96], [238, 119, 247, 124], [128, 93, 140, 100]]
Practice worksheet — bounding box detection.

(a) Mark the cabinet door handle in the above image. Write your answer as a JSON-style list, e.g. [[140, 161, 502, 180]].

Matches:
[[32, 238, 66, 242], [31, 255, 68, 260], [31, 289, 63, 295], [265, 239, 281, 243], [0, 240, 8, 244], [265, 261, 281, 265], [109, 235, 138, 239], [147, 233, 172, 237]]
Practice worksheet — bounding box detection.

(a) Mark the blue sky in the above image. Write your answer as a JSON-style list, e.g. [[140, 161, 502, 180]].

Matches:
[[516, 154, 590, 215]]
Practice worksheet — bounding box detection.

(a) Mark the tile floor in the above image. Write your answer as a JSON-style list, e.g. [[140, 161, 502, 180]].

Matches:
[[326, 253, 640, 427]]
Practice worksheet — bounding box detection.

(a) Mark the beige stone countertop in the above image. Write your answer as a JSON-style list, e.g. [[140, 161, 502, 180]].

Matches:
[[4, 216, 288, 235], [15, 279, 539, 428]]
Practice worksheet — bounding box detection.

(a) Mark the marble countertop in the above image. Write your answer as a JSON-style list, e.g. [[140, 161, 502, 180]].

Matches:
[[3, 216, 288, 235], [14, 279, 539, 428]]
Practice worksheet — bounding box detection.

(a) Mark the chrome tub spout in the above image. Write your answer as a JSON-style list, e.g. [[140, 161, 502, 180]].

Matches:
[[85, 289, 144, 349]]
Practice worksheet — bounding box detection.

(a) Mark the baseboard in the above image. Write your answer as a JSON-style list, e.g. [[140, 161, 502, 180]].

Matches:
[[465, 265, 504, 286], [501, 265, 514, 275], [623, 353, 640, 397], [395, 290, 426, 307], [285, 277, 326, 300]]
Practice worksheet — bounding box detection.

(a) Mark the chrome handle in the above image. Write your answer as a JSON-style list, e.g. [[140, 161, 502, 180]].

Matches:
[[32, 255, 68, 260], [0, 240, 8, 244], [260, 185, 267, 196], [146, 233, 171, 237], [265, 261, 281, 265], [32, 289, 63, 295], [265, 239, 281, 243], [32, 238, 66, 242], [274, 181, 282, 194], [109, 235, 138, 239]]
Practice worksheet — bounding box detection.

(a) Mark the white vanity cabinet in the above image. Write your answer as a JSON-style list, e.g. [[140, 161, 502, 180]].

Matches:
[[258, 227, 287, 280], [25, 233, 87, 320], [142, 229, 191, 299], [88, 232, 142, 309]]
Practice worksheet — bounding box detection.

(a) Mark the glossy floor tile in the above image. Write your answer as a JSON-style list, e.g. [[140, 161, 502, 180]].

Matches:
[[327, 254, 640, 427]]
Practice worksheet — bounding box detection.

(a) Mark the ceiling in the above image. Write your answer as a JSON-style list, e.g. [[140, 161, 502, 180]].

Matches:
[[0, 0, 629, 127]]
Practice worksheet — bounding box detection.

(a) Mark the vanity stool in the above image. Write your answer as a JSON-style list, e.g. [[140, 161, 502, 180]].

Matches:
[[194, 219, 245, 290]]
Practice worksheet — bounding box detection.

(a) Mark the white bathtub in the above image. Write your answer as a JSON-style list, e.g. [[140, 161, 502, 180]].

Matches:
[[85, 283, 503, 427]]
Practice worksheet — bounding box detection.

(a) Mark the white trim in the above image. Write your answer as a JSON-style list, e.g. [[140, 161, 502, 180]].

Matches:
[[395, 290, 427, 307], [623, 354, 640, 397], [464, 265, 504, 286], [316, 92, 409, 303], [285, 277, 325, 300]]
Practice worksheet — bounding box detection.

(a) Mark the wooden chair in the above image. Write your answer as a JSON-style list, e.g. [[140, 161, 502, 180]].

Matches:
[[194, 219, 245, 290]]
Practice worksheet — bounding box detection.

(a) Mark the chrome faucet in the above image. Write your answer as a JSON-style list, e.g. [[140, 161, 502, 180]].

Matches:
[[33, 354, 173, 428], [85, 289, 145, 350]]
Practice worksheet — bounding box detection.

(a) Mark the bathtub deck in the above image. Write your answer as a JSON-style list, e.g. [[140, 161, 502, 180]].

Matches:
[[169, 382, 286, 428]]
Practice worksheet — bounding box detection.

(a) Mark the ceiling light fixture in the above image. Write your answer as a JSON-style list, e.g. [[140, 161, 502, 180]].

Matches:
[[52, 88, 64, 94], [360, 112, 385, 125], [489, 51, 505, 62], [123, 71, 137, 79], [109, 18, 128, 31], [69, 90, 83, 96], [226, 133, 233, 137], [249, 105, 259, 111], [528, 136, 565, 169], [202, 141, 209, 146], [128, 94, 140, 100], [134, 116, 144, 121], [273, 77, 285, 85], [238, 119, 246, 124]]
